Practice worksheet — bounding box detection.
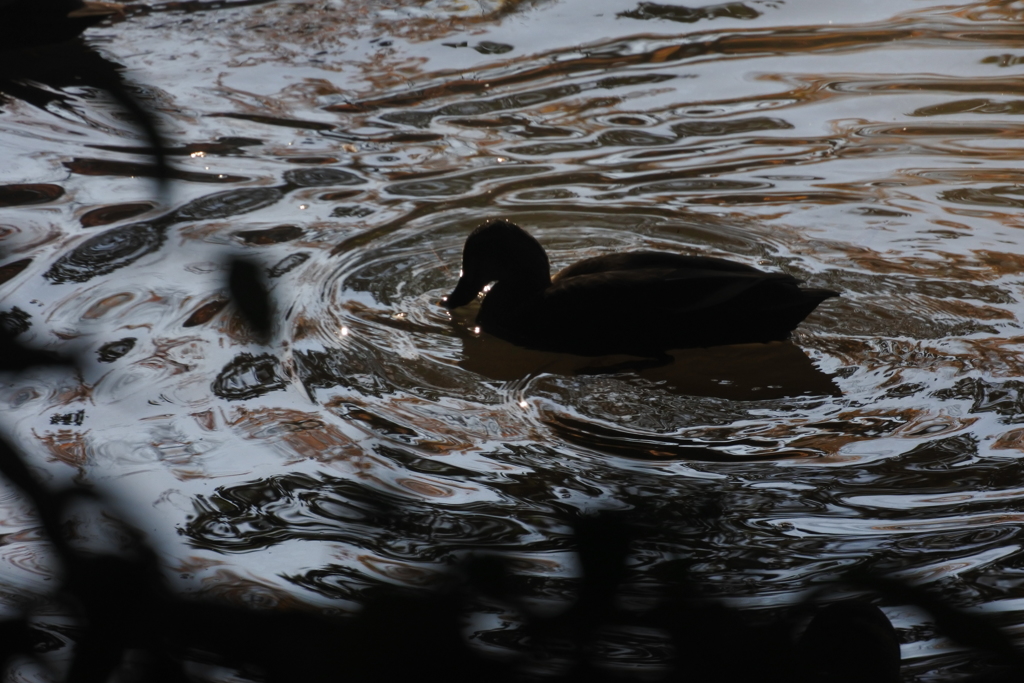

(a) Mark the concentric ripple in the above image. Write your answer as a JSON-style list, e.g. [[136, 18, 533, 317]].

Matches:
[[44, 222, 168, 284]]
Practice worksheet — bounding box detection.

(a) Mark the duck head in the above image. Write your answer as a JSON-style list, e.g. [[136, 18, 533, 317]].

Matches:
[[442, 219, 552, 310]]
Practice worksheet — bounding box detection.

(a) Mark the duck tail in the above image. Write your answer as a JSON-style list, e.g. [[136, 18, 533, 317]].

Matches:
[[802, 288, 841, 304]]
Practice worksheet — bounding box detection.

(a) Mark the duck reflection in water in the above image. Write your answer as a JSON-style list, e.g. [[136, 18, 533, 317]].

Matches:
[[442, 219, 839, 395]]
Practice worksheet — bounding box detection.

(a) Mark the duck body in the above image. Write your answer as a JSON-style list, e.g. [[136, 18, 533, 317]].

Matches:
[[443, 219, 838, 358]]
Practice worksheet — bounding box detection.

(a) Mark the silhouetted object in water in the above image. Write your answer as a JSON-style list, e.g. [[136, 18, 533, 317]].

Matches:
[[0, 0, 124, 49], [0, 333, 73, 373], [796, 601, 901, 683], [229, 257, 273, 343], [443, 219, 838, 362], [0, 0, 169, 189], [861, 576, 1024, 681], [0, 314, 75, 373]]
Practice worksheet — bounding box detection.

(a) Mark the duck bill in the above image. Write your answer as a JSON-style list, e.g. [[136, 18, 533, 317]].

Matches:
[[442, 275, 484, 310]]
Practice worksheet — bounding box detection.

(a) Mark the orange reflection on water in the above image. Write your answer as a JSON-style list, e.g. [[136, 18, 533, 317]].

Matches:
[[227, 407, 363, 464]]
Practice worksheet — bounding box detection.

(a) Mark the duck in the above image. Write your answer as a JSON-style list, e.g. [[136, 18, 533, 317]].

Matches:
[[442, 219, 838, 360]]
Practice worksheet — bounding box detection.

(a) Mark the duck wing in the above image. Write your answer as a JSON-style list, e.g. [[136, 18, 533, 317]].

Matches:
[[550, 265, 799, 315], [536, 265, 834, 354], [553, 251, 767, 282]]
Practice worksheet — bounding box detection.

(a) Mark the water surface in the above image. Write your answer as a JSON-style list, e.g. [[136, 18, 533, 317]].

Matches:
[[3, 0, 1024, 678]]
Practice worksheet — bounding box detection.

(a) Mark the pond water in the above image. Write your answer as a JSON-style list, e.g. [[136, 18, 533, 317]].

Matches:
[[4, 0, 1024, 679]]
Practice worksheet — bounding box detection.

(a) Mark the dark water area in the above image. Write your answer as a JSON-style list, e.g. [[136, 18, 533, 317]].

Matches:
[[4, 0, 1024, 679]]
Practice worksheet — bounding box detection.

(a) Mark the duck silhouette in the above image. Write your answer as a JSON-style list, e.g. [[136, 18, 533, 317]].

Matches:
[[442, 219, 837, 362]]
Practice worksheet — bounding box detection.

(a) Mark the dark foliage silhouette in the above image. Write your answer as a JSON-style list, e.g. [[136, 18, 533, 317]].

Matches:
[[0, 0, 170, 191]]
